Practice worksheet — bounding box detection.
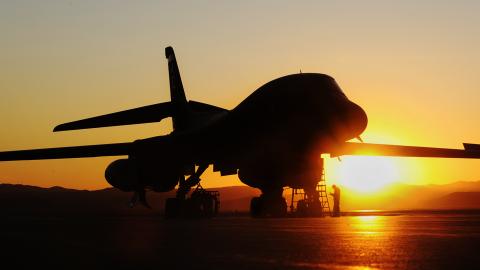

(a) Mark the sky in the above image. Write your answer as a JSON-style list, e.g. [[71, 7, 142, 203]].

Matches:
[[1, 0, 480, 191]]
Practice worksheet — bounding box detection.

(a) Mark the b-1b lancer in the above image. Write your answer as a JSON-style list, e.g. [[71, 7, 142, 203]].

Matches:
[[2, 47, 480, 217]]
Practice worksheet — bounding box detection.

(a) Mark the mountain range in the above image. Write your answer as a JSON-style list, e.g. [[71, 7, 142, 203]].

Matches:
[[339, 181, 480, 210], [1, 181, 480, 216]]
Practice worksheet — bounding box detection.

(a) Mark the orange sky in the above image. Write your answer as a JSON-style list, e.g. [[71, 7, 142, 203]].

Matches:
[[1, 1, 480, 191]]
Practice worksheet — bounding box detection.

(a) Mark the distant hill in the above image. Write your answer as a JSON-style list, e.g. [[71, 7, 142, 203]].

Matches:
[[339, 181, 480, 210], [214, 186, 261, 211], [1, 181, 480, 215], [424, 192, 480, 209], [0, 184, 260, 216]]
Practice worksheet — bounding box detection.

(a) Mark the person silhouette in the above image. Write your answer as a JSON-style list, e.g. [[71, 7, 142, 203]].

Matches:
[[330, 185, 341, 217]]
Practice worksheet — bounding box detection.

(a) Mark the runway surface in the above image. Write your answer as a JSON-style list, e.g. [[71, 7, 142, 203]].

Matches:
[[1, 212, 480, 269]]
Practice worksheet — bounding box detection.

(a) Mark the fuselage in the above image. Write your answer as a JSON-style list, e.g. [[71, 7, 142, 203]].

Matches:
[[222, 73, 367, 190], [228, 73, 367, 149], [133, 73, 367, 192]]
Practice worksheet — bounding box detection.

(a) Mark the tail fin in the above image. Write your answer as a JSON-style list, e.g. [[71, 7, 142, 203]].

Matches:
[[165, 46, 190, 131]]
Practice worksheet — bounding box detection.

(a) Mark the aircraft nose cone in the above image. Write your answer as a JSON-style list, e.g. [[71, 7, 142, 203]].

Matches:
[[345, 102, 368, 137]]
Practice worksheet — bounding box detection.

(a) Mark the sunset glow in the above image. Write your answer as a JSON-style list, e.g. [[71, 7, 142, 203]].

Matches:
[[1, 1, 480, 191], [335, 156, 399, 193]]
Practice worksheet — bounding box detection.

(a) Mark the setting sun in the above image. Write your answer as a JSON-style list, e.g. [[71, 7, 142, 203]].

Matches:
[[334, 156, 400, 193]]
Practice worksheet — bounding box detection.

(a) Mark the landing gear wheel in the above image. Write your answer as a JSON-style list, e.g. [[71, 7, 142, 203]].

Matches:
[[296, 199, 307, 216], [266, 197, 287, 217], [306, 200, 323, 217], [250, 196, 287, 218], [250, 197, 263, 218], [165, 198, 181, 218]]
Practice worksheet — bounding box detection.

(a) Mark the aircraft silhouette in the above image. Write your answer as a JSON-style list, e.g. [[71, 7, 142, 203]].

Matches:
[[2, 46, 480, 217]]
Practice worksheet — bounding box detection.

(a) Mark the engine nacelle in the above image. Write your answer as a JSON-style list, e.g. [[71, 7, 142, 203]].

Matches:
[[105, 159, 138, 192], [105, 158, 182, 192], [137, 159, 181, 192]]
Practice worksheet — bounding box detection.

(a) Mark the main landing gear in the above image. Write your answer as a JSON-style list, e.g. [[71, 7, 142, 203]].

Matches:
[[249, 186, 330, 218], [250, 189, 288, 218], [249, 158, 332, 218], [288, 158, 331, 217]]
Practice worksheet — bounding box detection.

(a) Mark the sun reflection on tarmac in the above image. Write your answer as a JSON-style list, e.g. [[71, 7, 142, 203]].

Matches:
[[351, 216, 385, 235]]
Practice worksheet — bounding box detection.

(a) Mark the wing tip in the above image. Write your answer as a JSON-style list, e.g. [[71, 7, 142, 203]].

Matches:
[[53, 124, 69, 132]]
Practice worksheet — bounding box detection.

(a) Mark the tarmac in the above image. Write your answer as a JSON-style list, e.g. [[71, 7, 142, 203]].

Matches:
[[1, 212, 480, 269]]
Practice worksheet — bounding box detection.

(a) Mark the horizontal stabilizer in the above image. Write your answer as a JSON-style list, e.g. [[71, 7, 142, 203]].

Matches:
[[54, 101, 227, 132], [54, 102, 172, 132], [0, 143, 131, 161]]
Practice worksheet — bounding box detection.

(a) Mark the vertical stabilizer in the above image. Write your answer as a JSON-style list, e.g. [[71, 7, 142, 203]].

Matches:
[[165, 46, 190, 131]]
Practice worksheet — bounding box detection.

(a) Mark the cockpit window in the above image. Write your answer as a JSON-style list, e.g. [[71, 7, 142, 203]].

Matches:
[[330, 79, 347, 98]]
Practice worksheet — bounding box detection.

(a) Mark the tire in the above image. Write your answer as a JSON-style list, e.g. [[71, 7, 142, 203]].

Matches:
[[250, 196, 287, 218], [165, 198, 180, 218], [307, 200, 323, 217], [250, 197, 263, 218], [269, 197, 287, 217], [296, 200, 307, 216]]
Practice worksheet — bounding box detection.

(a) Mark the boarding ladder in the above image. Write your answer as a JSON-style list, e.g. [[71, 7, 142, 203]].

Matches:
[[316, 159, 331, 215], [288, 158, 331, 216]]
